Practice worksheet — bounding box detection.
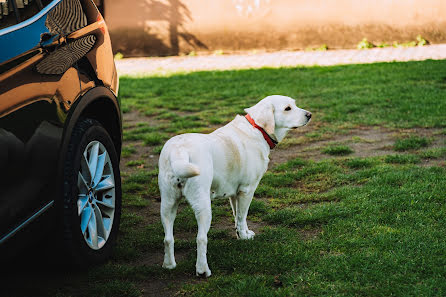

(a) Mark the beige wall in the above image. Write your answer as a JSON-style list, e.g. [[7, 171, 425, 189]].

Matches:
[[105, 0, 446, 56]]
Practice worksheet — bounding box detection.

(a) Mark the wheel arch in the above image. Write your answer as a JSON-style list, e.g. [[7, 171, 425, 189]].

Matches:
[[64, 86, 122, 158], [77, 96, 122, 156]]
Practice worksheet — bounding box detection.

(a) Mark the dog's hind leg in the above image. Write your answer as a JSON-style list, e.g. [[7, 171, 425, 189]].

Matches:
[[187, 191, 212, 277], [161, 188, 180, 269]]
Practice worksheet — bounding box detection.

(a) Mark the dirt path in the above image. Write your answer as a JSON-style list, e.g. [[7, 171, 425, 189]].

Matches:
[[116, 44, 446, 76]]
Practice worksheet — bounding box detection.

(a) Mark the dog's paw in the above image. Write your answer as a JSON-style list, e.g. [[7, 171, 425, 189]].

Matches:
[[196, 264, 212, 278], [162, 261, 177, 269], [246, 229, 255, 238], [237, 229, 255, 240]]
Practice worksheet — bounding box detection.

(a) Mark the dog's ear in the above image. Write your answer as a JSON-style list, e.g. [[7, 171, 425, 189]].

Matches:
[[244, 100, 276, 138]]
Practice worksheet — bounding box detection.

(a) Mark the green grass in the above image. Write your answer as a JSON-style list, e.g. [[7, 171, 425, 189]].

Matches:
[[114, 60, 446, 296], [421, 147, 446, 159], [121, 145, 136, 158], [385, 154, 421, 164], [322, 144, 354, 156], [185, 164, 446, 296], [26, 60, 446, 297], [119, 60, 446, 129], [394, 136, 431, 151], [344, 157, 377, 169], [126, 160, 145, 167]]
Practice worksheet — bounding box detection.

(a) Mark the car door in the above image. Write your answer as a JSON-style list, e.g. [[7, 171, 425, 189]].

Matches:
[[0, 0, 90, 242]]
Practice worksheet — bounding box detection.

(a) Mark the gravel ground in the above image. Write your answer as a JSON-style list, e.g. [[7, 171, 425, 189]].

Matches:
[[116, 44, 446, 76]]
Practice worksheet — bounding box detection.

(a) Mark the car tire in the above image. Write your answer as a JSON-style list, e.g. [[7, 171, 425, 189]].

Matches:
[[62, 118, 121, 265]]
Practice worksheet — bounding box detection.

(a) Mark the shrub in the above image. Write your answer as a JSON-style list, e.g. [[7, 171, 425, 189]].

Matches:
[[357, 38, 375, 49]]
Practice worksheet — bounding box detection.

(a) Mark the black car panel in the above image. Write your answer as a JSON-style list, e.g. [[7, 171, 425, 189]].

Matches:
[[0, 0, 121, 258]]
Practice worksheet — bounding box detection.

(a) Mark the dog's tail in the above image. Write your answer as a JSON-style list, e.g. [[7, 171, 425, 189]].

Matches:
[[169, 149, 200, 178]]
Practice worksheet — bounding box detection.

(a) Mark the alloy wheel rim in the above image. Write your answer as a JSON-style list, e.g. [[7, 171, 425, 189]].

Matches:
[[77, 141, 115, 250]]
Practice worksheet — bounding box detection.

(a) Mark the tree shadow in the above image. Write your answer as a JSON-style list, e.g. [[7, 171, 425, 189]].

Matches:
[[166, 0, 208, 55], [110, 0, 207, 57]]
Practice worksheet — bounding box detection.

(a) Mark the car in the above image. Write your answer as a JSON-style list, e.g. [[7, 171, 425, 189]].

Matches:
[[0, 0, 122, 265]]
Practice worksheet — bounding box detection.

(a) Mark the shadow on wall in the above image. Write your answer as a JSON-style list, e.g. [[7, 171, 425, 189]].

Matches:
[[109, 0, 207, 57], [197, 22, 446, 52]]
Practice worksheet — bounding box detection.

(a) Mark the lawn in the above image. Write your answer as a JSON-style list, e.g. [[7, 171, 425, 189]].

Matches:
[[9, 60, 446, 296]]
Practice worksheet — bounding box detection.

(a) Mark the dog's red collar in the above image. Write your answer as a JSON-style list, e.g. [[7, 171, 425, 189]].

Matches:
[[245, 114, 278, 149]]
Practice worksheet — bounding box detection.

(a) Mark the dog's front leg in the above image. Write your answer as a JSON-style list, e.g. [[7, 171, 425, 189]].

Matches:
[[235, 190, 255, 240]]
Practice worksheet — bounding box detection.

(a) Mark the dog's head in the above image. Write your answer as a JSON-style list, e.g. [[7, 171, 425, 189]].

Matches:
[[244, 95, 311, 142]]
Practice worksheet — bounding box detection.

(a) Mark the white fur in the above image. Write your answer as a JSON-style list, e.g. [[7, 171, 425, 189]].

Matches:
[[157, 95, 311, 277]]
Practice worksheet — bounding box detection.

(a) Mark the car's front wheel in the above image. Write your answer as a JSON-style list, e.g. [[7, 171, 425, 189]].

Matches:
[[62, 118, 121, 265]]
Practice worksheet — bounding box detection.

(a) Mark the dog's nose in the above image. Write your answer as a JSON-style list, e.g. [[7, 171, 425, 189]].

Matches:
[[305, 112, 312, 120]]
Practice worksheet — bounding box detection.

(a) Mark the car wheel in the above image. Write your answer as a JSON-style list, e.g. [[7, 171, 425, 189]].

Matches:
[[62, 118, 121, 265]]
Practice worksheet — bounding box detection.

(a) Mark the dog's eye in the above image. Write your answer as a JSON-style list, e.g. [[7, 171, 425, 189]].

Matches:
[[284, 106, 291, 111]]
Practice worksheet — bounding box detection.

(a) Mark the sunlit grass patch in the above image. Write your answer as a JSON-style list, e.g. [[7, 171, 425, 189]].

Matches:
[[208, 115, 227, 125], [261, 159, 343, 193], [278, 135, 308, 148], [170, 115, 204, 129], [120, 60, 446, 129], [385, 154, 420, 164], [394, 136, 430, 151], [323, 144, 354, 155], [248, 199, 271, 216], [420, 147, 446, 159], [351, 135, 375, 143], [123, 125, 158, 141], [344, 157, 377, 169], [256, 160, 358, 209], [152, 145, 164, 154], [260, 172, 297, 188], [155, 111, 179, 120], [305, 131, 324, 139], [273, 157, 308, 172], [142, 132, 166, 145]]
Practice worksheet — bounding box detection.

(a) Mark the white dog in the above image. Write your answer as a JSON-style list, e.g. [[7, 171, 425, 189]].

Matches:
[[158, 95, 311, 277]]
